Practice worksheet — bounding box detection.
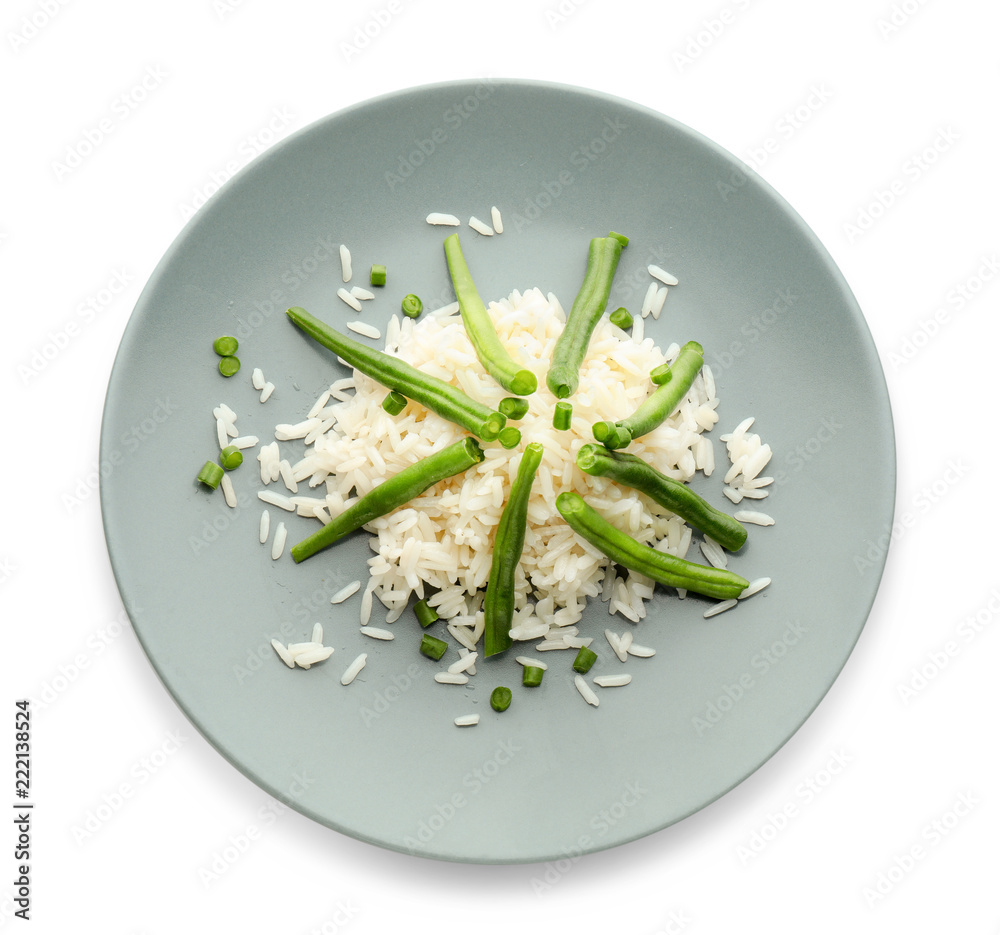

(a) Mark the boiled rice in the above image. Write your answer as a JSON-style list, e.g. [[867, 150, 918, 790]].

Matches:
[[469, 216, 494, 236], [341, 653, 367, 685], [491, 206, 503, 233], [340, 244, 352, 282], [426, 213, 460, 226]]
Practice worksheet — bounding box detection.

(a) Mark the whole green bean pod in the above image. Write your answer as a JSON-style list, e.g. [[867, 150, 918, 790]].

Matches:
[[576, 444, 747, 551], [546, 235, 624, 399], [483, 441, 545, 656], [555, 491, 749, 600], [286, 306, 506, 440], [290, 437, 484, 562], [592, 341, 704, 449], [443, 234, 537, 396]]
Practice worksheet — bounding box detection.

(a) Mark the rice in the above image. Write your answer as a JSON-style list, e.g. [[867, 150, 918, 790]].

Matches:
[[434, 672, 469, 685], [252, 367, 266, 390], [359, 626, 394, 640], [270, 522, 287, 560], [574, 675, 599, 706], [347, 320, 382, 340], [469, 215, 494, 236], [454, 714, 479, 726], [259, 509, 270, 543], [648, 264, 679, 286], [491, 206, 503, 233], [337, 287, 362, 312], [735, 510, 774, 526], [703, 599, 737, 618], [350, 286, 375, 301], [331, 580, 361, 604], [594, 674, 631, 687], [341, 653, 367, 685], [340, 244, 352, 282], [260, 381, 275, 402], [221, 473, 237, 508], [426, 213, 460, 226]]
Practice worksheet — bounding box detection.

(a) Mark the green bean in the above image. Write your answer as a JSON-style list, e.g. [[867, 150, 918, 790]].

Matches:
[[443, 234, 537, 396], [286, 306, 506, 440], [414, 598, 439, 628], [498, 426, 521, 449], [213, 335, 238, 356], [553, 400, 573, 431], [555, 491, 749, 600], [219, 445, 243, 471], [420, 634, 448, 661], [381, 390, 407, 415], [609, 307, 633, 330], [576, 444, 747, 551], [592, 341, 704, 449], [490, 686, 512, 712], [522, 665, 544, 687], [290, 437, 484, 562], [546, 234, 625, 399], [483, 441, 544, 656], [498, 396, 529, 420], [197, 461, 224, 489], [218, 355, 240, 377], [370, 264, 386, 286], [572, 645, 598, 673]]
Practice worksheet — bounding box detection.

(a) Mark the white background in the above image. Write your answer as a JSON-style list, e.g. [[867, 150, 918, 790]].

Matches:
[[3, 0, 998, 931]]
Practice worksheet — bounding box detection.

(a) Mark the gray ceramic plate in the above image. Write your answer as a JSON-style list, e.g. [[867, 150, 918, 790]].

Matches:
[[100, 79, 894, 864]]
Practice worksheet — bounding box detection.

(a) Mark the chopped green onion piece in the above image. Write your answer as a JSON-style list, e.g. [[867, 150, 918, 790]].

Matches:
[[490, 686, 512, 712], [609, 307, 633, 329], [608, 230, 629, 248], [553, 400, 573, 431], [498, 426, 521, 449], [401, 293, 422, 318], [650, 363, 672, 385], [420, 634, 448, 661], [218, 356, 240, 377], [370, 264, 386, 286], [498, 396, 530, 420], [414, 599, 439, 628], [572, 645, 598, 673], [522, 665, 545, 687], [382, 390, 407, 415], [213, 335, 238, 356], [197, 461, 224, 489], [219, 446, 243, 470]]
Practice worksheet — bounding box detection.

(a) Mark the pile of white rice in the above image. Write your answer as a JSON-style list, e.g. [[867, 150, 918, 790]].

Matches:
[[269, 286, 729, 647]]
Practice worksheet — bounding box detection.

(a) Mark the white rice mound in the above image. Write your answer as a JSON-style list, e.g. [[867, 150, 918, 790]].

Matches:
[[286, 287, 723, 643]]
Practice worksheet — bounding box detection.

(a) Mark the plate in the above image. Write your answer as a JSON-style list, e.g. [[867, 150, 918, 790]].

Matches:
[[100, 79, 894, 864]]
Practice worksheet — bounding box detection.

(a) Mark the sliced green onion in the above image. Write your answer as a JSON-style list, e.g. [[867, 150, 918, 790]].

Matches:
[[650, 362, 671, 385], [197, 461, 224, 489], [498, 396, 530, 420], [420, 634, 448, 661], [370, 264, 387, 286], [401, 294, 423, 318], [414, 598, 439, 628], [572, 645, 598, 673], [498, 426, 521, 449], [553, 400, 573, 431], [609, 307, 633, 329], [218, 356, 240, 377], [490, 686, 512, 712], [382, 390, 407, 415], [219, 445, 243, 470], [213, 335, 238, 356], [522, 665, 544, 687]]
